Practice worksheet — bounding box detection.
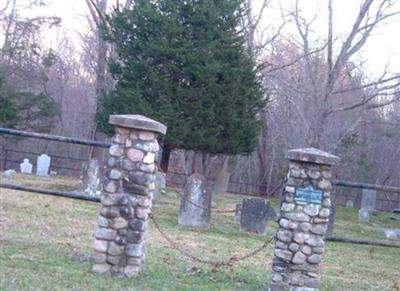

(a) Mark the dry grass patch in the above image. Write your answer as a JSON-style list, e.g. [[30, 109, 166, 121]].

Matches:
[[1, 174, 400, 290]]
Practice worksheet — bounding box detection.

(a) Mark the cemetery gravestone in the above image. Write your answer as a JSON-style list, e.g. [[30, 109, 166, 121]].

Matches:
[[361, 189, 376, 210], [345, 199, 354, 208], [36, 154, 50, 176], [178, 173, 211, 229], [20, 158, 33, 174], [358, 208, 370, 223], [154, 171, 166, 199], [92, 114, 166, 278], [269, 148, 339, 291], [234, 203, 241, 222], [240, 198, 270, 234], [385, 229, 400, 239], [81, 159, 101, 197], [358, 189, 376, 223], [165, 149, 187, 187], [2, 169, 16, 179]]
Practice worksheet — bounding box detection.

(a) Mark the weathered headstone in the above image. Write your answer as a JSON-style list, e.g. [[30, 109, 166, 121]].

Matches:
[[269, 148, 339, 291], [240, 198, 270, 234], [345, 199, 355, 208], [384, 229, 400, 239], [2, 169, 16, 179], [81, 159, 101, 197], [165, 149, 188, 187], [154, 171, 166, 199], [20, 158, 33, 174], [92, 114, 166, 278], [358, 208, 370, 223], [361, 189, 376, 210], [36, 154, 50, 176], [358, 189, 376, 223], [234, 203, 241, 222], [178, 173, 211, 229]]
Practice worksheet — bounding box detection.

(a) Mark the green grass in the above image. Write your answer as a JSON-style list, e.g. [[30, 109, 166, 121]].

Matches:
[[1, 175, 400, 290]]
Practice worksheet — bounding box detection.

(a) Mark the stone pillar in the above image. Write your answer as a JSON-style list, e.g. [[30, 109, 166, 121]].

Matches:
[[269, 148, 339, 291], [91, 115, 166, 277]]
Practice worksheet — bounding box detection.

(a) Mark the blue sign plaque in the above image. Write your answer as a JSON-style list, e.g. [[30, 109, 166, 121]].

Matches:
[[294, 186, 323, 205]]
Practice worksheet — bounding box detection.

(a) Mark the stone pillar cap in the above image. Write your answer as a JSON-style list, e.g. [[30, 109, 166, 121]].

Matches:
[[109, 114, 167, 135], [287, 147, 339, 165]]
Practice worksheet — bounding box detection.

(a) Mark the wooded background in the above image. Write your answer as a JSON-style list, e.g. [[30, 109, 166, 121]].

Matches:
[[1, 0, 400, 208]]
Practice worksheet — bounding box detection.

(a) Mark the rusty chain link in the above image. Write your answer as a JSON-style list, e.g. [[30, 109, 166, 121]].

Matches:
[[149, 212, 276, 268], [174, 179, 285, 213]]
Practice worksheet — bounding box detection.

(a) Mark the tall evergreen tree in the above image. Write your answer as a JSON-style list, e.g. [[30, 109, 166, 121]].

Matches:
[[98, 0, 265, 158]]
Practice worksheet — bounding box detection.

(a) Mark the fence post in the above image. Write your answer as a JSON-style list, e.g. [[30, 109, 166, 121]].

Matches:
[[3, 149, 8, 170], [269, 148, 339, 291], [91, 115, 166, 277]]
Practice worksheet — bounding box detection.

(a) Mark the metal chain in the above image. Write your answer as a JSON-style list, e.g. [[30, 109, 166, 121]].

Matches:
[[175, 179, 285, 214], [149, 213, 275, 268]]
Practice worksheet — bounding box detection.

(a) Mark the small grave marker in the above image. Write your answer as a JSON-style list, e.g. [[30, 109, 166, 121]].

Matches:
[[80, 159, 101, 197], [240, 198, 270, 234], [20, 158, 33, 174], [2, 169, 16, 179], [385, 229, 400, 239], [36, 154, 50, 176], [234, 203, 241, 222], [359, 189, 376, 223], [345, 199, 355, 208], [154, 171, 166, 199], [358, 208, 370, 223]]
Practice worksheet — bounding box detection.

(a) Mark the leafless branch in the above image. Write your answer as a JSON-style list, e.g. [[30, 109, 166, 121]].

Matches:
[[261, 43, 327, 73], [0, 0, 10, 13], [86, 0, 108, 29]]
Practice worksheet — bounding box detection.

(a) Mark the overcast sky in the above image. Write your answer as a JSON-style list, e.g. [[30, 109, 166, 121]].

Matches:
[[254, 0, 400, 77], [19, 0, 400, 77]]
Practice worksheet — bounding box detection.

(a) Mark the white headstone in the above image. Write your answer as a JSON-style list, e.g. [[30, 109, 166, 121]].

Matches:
[[2, 169, 16, 179], [385, 229, 400, 239], [359, 208, 370, 223], [36, 154, 51, 176], [20, 158, 33, 174]]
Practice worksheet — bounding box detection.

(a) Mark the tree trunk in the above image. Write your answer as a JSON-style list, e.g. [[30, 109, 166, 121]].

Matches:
[[160, 143, 171, 173], [258, 108, 268, 196], [213, 155, 230, 194]]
